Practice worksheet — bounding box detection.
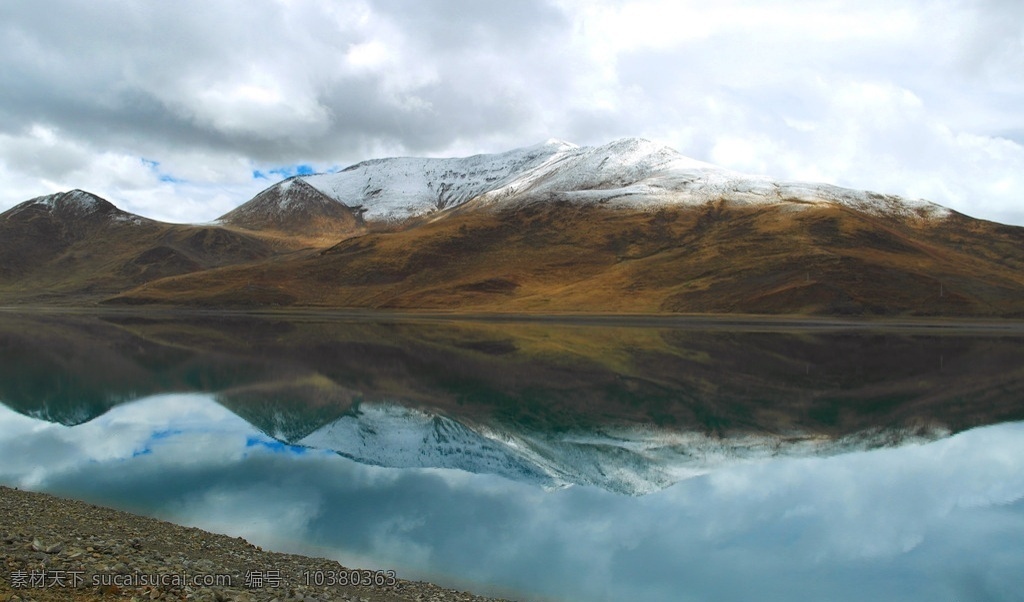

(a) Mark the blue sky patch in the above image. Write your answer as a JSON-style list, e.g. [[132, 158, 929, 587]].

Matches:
[[253, 164, 319, 180], [141, 157, 183, 184]]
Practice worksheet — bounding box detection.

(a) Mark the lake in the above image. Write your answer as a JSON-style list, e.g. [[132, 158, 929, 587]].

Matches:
[[1, 311, 1023, 601]]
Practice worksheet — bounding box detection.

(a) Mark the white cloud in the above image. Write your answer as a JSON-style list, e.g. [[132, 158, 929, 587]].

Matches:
[[0, 395, 256, 487], [0, 0, 1020, 225], [345, 40, 391, 70], [169, 484, 324, 550], [182, 80, 331, 139]]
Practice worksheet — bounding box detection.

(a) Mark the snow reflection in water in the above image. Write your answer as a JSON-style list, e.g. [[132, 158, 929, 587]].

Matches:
[[2, 395, 1023, 602]]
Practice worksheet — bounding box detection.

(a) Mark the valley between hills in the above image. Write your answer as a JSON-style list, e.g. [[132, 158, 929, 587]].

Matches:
[[2, 138, 1023, 317]]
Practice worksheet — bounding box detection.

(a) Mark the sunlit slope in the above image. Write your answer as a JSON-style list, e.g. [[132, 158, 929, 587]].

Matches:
[[109, 200, 1024, 316]]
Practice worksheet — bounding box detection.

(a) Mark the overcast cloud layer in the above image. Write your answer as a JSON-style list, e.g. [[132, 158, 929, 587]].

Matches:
[[1, 0, 1022, 224]]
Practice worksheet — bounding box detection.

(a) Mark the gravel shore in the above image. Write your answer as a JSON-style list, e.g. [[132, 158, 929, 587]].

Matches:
[[0, 486, 515, 602]]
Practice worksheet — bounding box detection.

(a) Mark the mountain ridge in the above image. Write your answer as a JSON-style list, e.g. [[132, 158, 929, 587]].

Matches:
[[0, 139, 969, 229], [284, 137, 954, 224], [3, 138, 1024, 316]]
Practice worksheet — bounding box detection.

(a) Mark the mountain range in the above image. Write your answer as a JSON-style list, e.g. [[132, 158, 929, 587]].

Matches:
[[3, 138, 1024, 316]]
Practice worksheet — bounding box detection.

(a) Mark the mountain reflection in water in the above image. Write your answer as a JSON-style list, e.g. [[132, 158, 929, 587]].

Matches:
[[1, 312, 1024, 601], [1, 312, 1024, 493]]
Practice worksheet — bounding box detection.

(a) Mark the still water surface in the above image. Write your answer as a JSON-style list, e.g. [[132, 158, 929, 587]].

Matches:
[[1, 312, 1023, 601]]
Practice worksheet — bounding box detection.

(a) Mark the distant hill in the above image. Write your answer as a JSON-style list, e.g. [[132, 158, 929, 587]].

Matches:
[[0, 190, 279, 303], [217, 177, 365, 239], [3, 139, 1024, 316]]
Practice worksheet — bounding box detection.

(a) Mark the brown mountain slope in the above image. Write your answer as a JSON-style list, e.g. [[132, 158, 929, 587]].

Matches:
[[0, 191, 296, 304], [0, 190, 148, 279], [217, 178, 366, 240], [106, 199, 1024, 316]]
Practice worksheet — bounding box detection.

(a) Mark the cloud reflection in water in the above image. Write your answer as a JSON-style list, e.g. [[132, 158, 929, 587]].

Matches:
[[1, 394, 1022, 602]]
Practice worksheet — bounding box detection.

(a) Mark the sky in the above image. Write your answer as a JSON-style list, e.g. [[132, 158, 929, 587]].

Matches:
[[1, 0, 1022, 225], [2, 395, 1022, 602]]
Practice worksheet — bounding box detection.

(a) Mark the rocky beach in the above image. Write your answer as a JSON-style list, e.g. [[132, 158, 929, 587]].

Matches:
[[0, 486, 513, 602]]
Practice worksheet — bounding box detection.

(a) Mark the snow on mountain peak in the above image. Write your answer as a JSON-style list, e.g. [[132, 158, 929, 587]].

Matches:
[[0, 189, 154, 227], [222, 178, 337, 218], [217, 177, 362, 235], [291, 138, 953, 224], [297, 137, 703, 222], [31, 190, 100, 212], [15, 190, 113, 218], [540, 138, 578, 150], [301, 140, 575, 222], [63, 189, 99, 208]]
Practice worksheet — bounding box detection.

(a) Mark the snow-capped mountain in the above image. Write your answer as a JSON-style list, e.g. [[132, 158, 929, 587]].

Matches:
[[301, 139, 578, 222], [7, 137, 1024, 316], [4, 189, 151, 226], [297, 402, 946, 496], [290, 138, 951, 223]]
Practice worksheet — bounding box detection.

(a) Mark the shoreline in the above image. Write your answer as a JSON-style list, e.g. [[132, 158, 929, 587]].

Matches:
[[0, 485, 515, 602], [3, 305, 1024, 334]]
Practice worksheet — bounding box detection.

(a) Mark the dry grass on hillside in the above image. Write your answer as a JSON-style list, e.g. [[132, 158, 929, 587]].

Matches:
[[105, 202, 1024, 317]]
